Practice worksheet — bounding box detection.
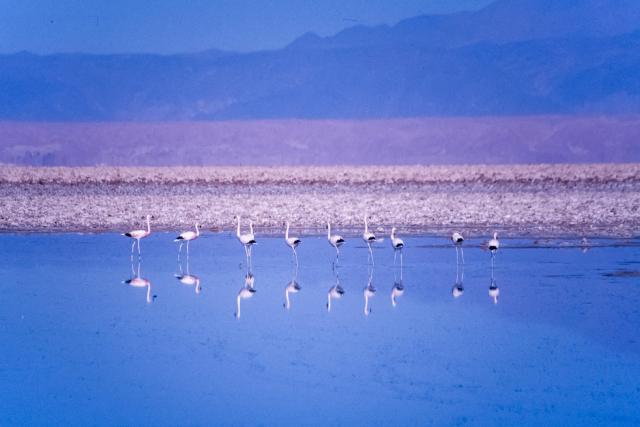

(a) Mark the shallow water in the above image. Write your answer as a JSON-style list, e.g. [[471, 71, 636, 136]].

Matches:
[[1, 233, 639, 426]]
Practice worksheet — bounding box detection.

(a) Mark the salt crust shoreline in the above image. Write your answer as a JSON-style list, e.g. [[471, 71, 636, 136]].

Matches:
[[0, 164, 638, 237]]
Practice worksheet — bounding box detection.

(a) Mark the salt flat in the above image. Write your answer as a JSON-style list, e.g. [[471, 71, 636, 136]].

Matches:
[[0, 164, 638, 236]]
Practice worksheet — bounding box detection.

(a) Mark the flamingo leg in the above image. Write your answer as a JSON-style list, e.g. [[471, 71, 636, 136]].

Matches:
[[460, 247, 465, 265], [368, 243, 374, 266], [186, 240, 190, 258], [393, 249, 397, 265], [455, 246, 459, 265], [178, 242, 183, 259], [293, 247, 298, 267], [130, 240, 136, 259], [137, 239, 141, 258]]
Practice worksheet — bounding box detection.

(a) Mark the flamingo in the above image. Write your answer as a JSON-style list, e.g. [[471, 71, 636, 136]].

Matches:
[[174, 223, 201, 258], [362, 215, 377, 265], [326, 274, 345, 312], [235, 216, 256, 262], [327, 222, 345, 265], [391, 227, 404, 265], [451, 231, 464, 264], [284, 221, 301, 265], [123, 215, 151, 259], [488, 232, 499, 267], [123, 262, 154, 303]]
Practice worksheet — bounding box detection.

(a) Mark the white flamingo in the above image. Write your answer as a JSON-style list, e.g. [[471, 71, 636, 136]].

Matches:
[[284, 221, 301, 265], [235, 216, 256, 262], [174, 223, 201, 258], [123, 215, 151, 259], [327, 222, 345, 264], [123, 262, 154, 303], [362, 215, 377, 265], [451, 231, 464, 264], [391, 227, 404, 265], [488, 232, 499, 267]]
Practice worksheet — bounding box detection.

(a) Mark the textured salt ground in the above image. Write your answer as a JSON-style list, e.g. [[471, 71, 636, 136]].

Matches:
[[0, 164, 638, 236]]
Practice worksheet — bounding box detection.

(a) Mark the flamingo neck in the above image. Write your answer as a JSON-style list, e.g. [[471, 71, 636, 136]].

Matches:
[[236, 217, 241, 237], [195, 223, 200, 236], [364, 294, 369, 315], [285, 222, 290, 240], [327, 293, 331, 311], [249, 221, 254, 235], [364, 216, 368, 233], [146, 284, 151, 303], [391, 293, 397, 307], [236, 295, 241, 318], [146, 216, 151, 233], [285, 290, 290, 309], [327, 223, 331, 239]]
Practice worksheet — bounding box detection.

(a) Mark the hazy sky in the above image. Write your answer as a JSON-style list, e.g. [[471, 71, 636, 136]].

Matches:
[[0, 0, 493, 54]]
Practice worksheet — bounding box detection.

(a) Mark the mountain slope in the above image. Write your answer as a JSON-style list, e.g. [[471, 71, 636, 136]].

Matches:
[[1, 0, 640, 120]]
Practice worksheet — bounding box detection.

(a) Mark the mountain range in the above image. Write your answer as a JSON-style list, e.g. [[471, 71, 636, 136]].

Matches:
[[2, 0, 640, 120]]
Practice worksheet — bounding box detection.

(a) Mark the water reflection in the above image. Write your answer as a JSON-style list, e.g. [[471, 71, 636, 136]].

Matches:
[[451, 262, 464, 299], [391, 259, 405, 307], [489, 263, 500, 304], [235, 269, 256, 319], [174, 258, 201, 294], [363, 267, 376, 316], [284, 264, 301, 310], [581, 237, 590, 253], [123, 261, 154, 304], [327, 270, 345, 312]]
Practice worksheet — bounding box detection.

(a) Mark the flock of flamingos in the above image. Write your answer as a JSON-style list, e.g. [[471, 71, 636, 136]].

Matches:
[[122, 214, 501, 316]]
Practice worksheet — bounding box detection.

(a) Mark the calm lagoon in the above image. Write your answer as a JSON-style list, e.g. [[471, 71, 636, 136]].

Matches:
[[1, 233, 639, 426]]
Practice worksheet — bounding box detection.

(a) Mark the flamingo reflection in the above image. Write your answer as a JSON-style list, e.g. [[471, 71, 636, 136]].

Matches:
[[391, 256, 405, 307], [175, 258, 201, 294], [235, 269, 256, 319], [284, 264, 301, 310], [363, 267, 376, 316], [489, 262, 500, 304], [327, 271, 345, 312], [123, 261, 154, 303], [451, 261, 464, 299]]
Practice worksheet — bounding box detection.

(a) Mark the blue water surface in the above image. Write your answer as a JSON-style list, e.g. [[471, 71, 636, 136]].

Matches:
[[1, 233, 639, 426]]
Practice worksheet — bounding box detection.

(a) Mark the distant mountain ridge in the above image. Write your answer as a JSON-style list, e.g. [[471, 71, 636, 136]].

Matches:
[[1, 0, 640, 120]]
